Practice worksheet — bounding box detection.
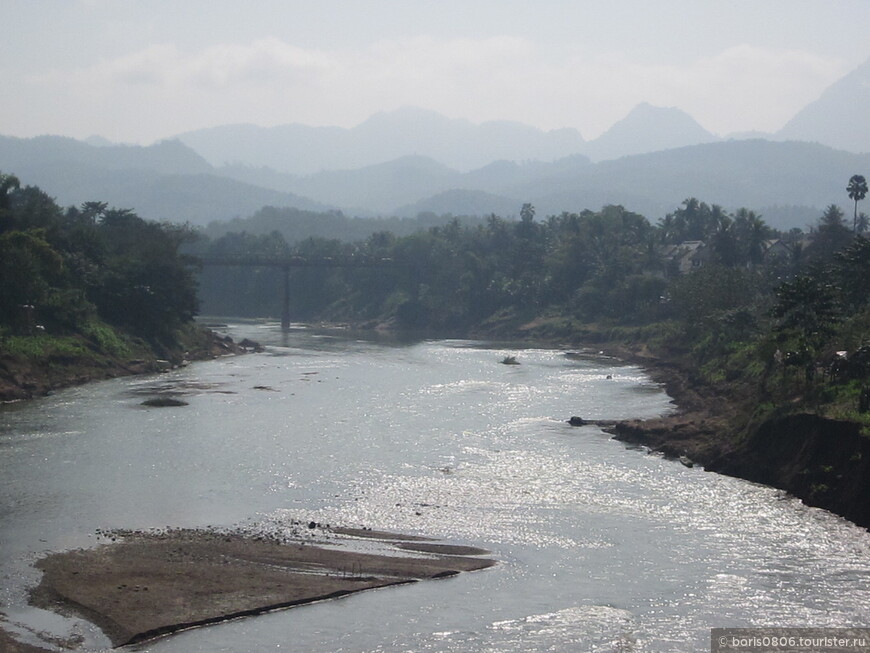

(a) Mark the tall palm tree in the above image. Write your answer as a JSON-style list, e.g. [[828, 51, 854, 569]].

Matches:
[[733, 208, 772, 266], [847, 174, 868, 234]]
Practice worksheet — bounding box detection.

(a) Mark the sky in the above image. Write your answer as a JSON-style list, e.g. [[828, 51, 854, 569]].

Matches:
[[3, 0, 870, 145]]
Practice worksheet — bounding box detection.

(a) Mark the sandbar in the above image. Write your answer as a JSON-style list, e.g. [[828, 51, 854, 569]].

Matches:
[[29, 526, 495, 648]]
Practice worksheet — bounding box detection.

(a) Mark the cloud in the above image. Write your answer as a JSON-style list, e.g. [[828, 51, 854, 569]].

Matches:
[[51, 39, 331, 89], [185, 39, 333, 88], [25, 36, 849, 142], [527, 44, 847, 137], [673, 45, 847, 134]]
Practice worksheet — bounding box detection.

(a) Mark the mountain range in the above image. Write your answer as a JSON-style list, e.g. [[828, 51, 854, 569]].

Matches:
[[177, 107, 587, 174], [0, 135, 330, 224], [1, 57, 868, 233], [174, 57, 870, 174]]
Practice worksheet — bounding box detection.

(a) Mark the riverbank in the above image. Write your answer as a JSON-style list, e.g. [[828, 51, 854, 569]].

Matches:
[[587, 340, 870, 530], [29, 526, 494, 648], [0, 325, 259, 403], [289, 320, 870, 530]]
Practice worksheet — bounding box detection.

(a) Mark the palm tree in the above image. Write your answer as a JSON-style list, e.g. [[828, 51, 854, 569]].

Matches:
[[847, 174, 868, 234], [733, 208, 771, 266]]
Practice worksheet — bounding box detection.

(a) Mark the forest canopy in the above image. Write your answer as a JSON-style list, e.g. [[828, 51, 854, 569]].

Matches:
[[2, 169, 867, 420], [0, 172, 198, 344]]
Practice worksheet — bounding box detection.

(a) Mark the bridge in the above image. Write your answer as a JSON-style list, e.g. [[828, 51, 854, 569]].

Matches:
[[192, 255, 409, 329]]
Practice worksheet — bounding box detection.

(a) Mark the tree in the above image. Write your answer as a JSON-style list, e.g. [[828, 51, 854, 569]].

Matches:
[[771, 272, 840, 382], [808, 204, 852, 261], [0, 172, 21, 233], [732, 208, 772, 266], [0, 172, 20, 208], [0, 229, 65, 329], [847, 174, 868, 234], [830, 236, 870, 312], [88, 210, 199, 341], [520, 203, 535, 223]]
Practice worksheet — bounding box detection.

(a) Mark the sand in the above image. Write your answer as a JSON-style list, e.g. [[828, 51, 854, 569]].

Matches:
[[27, 526, 495, 648]]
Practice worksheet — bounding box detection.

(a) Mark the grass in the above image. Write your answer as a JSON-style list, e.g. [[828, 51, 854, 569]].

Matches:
[[0, 320, 140, 364], [0, 334, 89, 359], [82, 321, 131, 358]]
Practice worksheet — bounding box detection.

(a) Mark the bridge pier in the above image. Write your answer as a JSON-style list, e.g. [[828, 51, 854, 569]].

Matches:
[[196, 256, 405, 331], [281, 264, 290, 330]]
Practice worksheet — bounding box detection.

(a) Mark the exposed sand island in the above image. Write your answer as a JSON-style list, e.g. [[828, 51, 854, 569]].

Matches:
[[29, 526, 496, 648]]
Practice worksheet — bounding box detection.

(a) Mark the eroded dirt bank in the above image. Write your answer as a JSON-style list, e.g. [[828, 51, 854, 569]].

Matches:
[[595, 344, 870, 530]]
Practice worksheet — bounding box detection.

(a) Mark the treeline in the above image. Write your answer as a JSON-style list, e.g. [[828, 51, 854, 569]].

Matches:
[[193, 198, 858, 331], [193, 193, 869, 418], [0, 172, 198, 347], [203, 205, 488, 243], [2, 167, 866, 418]]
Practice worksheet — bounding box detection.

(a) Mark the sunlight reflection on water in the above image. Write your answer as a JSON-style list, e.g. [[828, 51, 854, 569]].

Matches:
[[1, 323, 868, 652]]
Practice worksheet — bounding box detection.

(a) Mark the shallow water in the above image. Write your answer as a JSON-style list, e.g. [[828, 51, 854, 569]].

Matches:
[[1, 321, 868, 652]]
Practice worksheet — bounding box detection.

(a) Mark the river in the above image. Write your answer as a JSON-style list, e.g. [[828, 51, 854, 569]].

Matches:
[[1, 321, 869, 652]]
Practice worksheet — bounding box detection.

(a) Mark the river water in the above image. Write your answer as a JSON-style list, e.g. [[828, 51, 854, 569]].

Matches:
[[1, 321, 869, 652]]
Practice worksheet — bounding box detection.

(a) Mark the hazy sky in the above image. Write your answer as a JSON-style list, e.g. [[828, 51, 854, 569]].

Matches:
[[3, 0, 869, 144]]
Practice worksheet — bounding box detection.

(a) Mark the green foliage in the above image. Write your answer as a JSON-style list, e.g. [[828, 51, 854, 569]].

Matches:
[[0, 229, 65, 315], [807, 204, 852, 261], [830, 236, 870, 312], [81, 320, 131, 358], [847, 174, 867, 233], [4, 167, 868, 433], [1, 334, 88, 359], [0, 174, 199, 347]]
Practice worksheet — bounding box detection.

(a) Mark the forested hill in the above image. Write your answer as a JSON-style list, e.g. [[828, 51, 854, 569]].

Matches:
[[0, 135, 330, 225], [3, 132, 869, 231], [184, 139, 870, 229]]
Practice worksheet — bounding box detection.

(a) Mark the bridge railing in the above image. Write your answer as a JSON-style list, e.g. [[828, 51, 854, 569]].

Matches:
[[191, 254, 414, 329], [192, 255, 407, 268]]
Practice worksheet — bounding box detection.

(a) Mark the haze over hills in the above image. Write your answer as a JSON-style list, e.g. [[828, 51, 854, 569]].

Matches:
[[581, 103, 719, 161], [219, 140, 866, 230], [177, 107, 588, 175], [0, 135, 330, 224], [1, 57, 869, 231], [171, 56, 870, 179], [511, 140, 870, 230], [1, 131, 867, 231], [176, 103, 723, 175], [777, 57, 870, 153], [0, 135, 213, 176]]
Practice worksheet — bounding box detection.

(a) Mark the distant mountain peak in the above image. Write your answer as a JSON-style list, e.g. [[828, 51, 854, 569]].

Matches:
[[777, 57, 870, 153], [583, 103, 718, 161], [360, 106, 468, 126], [623, 102, 694, 121]]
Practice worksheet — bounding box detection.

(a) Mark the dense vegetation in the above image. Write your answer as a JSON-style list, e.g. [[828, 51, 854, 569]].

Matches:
[[2, 166, 867, 427], [0, 171, 200, 373], [193, 192, 869, 426]]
